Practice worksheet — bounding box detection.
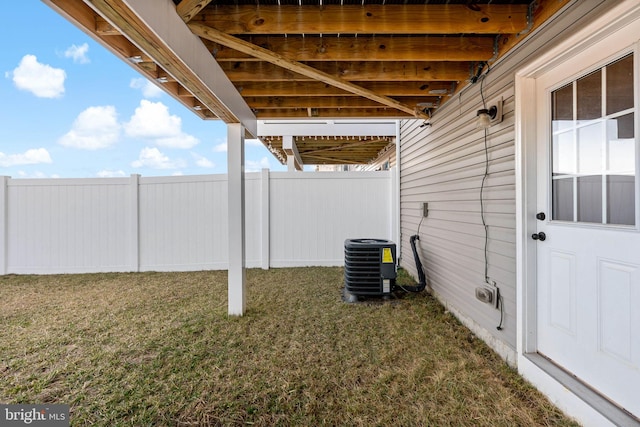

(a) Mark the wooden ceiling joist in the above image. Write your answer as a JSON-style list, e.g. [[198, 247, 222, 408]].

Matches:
[[235, 81, 456, 97], [95, 16, 120, 35], [206, 36, 495, 62], [219, 61, 472, 82], [252, 108, 412, 119], [246, 96, 439, 109], [192, 5, 529, 35]]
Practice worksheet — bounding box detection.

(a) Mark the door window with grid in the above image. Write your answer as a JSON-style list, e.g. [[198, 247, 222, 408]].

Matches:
[[551, 53, 636, 225]]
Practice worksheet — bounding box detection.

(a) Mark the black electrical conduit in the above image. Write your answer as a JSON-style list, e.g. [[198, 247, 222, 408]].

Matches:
[[397, 234, 427, 293]]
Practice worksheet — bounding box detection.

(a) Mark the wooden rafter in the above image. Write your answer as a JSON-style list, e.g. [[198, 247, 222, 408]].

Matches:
[[190, 22, 428, 118]]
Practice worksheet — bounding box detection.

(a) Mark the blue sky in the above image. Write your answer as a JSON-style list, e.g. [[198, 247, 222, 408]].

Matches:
[[0, 2, 285, 178]]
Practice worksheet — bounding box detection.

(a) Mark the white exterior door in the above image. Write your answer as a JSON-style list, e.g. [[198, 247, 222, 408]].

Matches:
[[535, 35, 640, 417]]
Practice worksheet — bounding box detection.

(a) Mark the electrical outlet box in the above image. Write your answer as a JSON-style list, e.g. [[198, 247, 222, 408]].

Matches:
[[422, 202, 429, 217], [475, 286, 495, 305], [490, 97, 504, 126]]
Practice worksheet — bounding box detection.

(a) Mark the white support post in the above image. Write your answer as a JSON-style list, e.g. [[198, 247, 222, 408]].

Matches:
[[228, 123, 246, 316], [282, 135, 303, 171], [129, 174, 140, 272], [287, 156, 297, 172], [260, 168, 270, 270], [0, 176, 8, 275]]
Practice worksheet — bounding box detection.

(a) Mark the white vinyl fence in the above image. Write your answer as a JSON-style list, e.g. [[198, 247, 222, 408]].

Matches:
[[0, 170, 395, 274]]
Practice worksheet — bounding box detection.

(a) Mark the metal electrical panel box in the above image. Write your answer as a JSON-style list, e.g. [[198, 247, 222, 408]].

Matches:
[[379, 245, 397, 280]]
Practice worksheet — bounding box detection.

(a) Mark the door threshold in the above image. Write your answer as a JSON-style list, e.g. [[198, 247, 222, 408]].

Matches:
[[525, 353, 640, 427]]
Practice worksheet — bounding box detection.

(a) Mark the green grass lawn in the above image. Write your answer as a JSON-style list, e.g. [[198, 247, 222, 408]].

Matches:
[[0, 267, 578, 426]]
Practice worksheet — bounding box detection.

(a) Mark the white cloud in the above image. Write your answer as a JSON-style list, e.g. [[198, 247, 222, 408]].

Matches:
[[130, 77, 163, 98], [131, 147, 185, 170], [11, 55, 66, 98], [97, 169, 127, 178], [156, 134, 199, 149], [58, 105, 120, 150], [64, 43, 90, 64], [124, 100, 198, 149], [213, 142, 227, 152], [192, 152, 214, 168], [246, 157, 271, 172], [0, 148, 52, 167]]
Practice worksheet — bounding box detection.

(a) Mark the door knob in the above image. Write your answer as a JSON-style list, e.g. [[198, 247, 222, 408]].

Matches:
[[536, 212, 546, 221], [532, 232, 546, 241]]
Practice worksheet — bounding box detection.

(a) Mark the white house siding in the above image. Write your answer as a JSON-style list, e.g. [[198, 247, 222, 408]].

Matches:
[[400, 88, 518, 356], [399, 0, 609, 360]]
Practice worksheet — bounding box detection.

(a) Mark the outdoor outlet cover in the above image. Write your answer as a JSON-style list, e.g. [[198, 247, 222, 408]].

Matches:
[[475, 287, 494, 304]]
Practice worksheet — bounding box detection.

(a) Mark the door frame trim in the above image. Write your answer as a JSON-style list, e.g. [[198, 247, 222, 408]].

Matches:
[[515, 1, 640, 425]]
